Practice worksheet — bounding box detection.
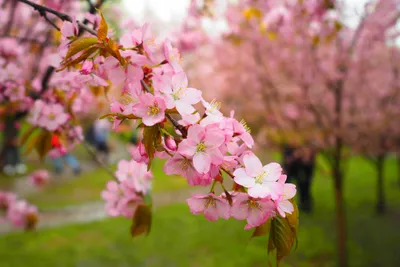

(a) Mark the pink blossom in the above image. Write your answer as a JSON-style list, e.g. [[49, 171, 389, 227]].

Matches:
[[29, 169, 50, 187], [276, 175, 296, 217], [164, 135, 177, 151], [161, 72, 202, 115], [132, 93, 166, 126], [80, 60, 94, 75], [233, 154, 283, 200], [120, 23, 156, 58], [116, 193, 142, 218], [7, 200, 38, 229], [220, 113, 254, 148], [131, 142, 149, 163], [115, 159, 152, 194], [230, 193, 276, 230], [178, 124, 225, 173], [103, 56, 143, 93], [164, 153, 211, 186], [101, 180, 123, 217], [187, 193, 230, 221], [178, 112, 201, 126], [164, 39, 183, 73], [37, 103, 69, 131], [0, 191, 17, 211], [200, 99, 224, 126], [61, 19, 78, 38], [4, 85, 25, 102]]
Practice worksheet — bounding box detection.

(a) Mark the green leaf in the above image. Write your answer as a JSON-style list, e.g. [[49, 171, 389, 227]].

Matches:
[[35, 131, 53, 161], [58, 46, 98, 71], [287, 199, 299, 231], [251, 219, 271, 239], [65, 37, 98, 60], [143, 125, 161, 170], [23, 131, 40, 156], [99, 113, 139, 120], [130, 205, 152, 237], [268, 215, 295, 263], [20, 126, 38, 146]]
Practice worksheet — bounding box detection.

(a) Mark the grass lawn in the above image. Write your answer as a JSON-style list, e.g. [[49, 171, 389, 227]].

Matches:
[[1, 156, 400, 266], [26, 159, 188, 210]]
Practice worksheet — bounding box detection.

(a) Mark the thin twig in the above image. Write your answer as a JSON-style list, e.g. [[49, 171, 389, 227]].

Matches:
[[17, 0, 97, 36], [221, 166, 234, 179], [4, 0, 17, 35], [71, 123, 118, 181]]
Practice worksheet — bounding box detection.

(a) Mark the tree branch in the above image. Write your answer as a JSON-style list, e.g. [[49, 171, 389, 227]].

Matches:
[[17, 0, 97, 36]]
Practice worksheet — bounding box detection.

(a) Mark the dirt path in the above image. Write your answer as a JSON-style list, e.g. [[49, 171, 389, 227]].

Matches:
[[0, 187, 205, 234], [1, 139, 129, 197]]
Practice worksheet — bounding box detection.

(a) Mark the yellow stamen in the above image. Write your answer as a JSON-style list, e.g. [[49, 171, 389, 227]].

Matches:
[[148, 105, 159, 116], [196, 142, 207, 152], [240, 119, 251, 133]]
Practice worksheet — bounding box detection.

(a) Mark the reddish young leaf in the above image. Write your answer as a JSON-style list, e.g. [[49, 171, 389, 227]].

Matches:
[[97, 10, 108, 42], [130, 205, 152, 237]]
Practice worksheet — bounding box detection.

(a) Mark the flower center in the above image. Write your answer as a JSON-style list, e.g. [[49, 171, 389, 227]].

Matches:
[[205, 196, 216, 208], [179, 158, 191, 171], [196, 142, 207, 152], [247, 199, 262, 211], [172, 88, 184, 101], [48, 113, 56, 120], [255, 171, 266, 184], [148, 104, 159, 116]]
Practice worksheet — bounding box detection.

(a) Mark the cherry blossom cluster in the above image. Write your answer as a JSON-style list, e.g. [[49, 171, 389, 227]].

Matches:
[[29, 169, 51, 187], [55, 16, 297, 231], [102, 159, 152, 217], [0, 191, 38, 230]]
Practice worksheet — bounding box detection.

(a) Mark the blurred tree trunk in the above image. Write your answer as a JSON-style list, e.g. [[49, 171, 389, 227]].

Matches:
[[375, 154, 386, 214], [332, 141, 347, 267], [0, 116, 21, 171], [397, 155, 400, 188]]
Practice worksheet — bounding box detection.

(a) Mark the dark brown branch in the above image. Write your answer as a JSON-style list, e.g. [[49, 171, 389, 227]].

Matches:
[[4, 0, 17, 35]]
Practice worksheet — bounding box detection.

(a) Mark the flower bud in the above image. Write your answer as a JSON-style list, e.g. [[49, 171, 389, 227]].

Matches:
[[164, 135, 177, 151], [80, 60, 93, 75]]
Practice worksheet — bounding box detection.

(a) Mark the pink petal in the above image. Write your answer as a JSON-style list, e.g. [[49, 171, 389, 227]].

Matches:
[[193, 152, 211, 174], [204, 206, 219, 221], [178, 140, 197, 157], [175, 101, 195, 115], [109, 66, 126, 86], [132, 103, 148, 118], [263, 182, 284, 201], [233, 168, 255, 188], [216, 199, 231, 220], [204, 131, 225, 148], [248, 184, 269, 198], [278, 200, 294, 217], [171, 72, 188, 90], [262, 163, 282, 182], [244, 154, 263, 177], [231, 194, 249, 221], [182, 88, 202, 104], [283, 183, 296, 200], [187, 124, 205, 143], [187, 196, 206, 215]]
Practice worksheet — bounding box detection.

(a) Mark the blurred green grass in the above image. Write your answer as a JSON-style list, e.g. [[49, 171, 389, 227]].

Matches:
[[1, 155, 399, 266], [26, 159, 188, 210]]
